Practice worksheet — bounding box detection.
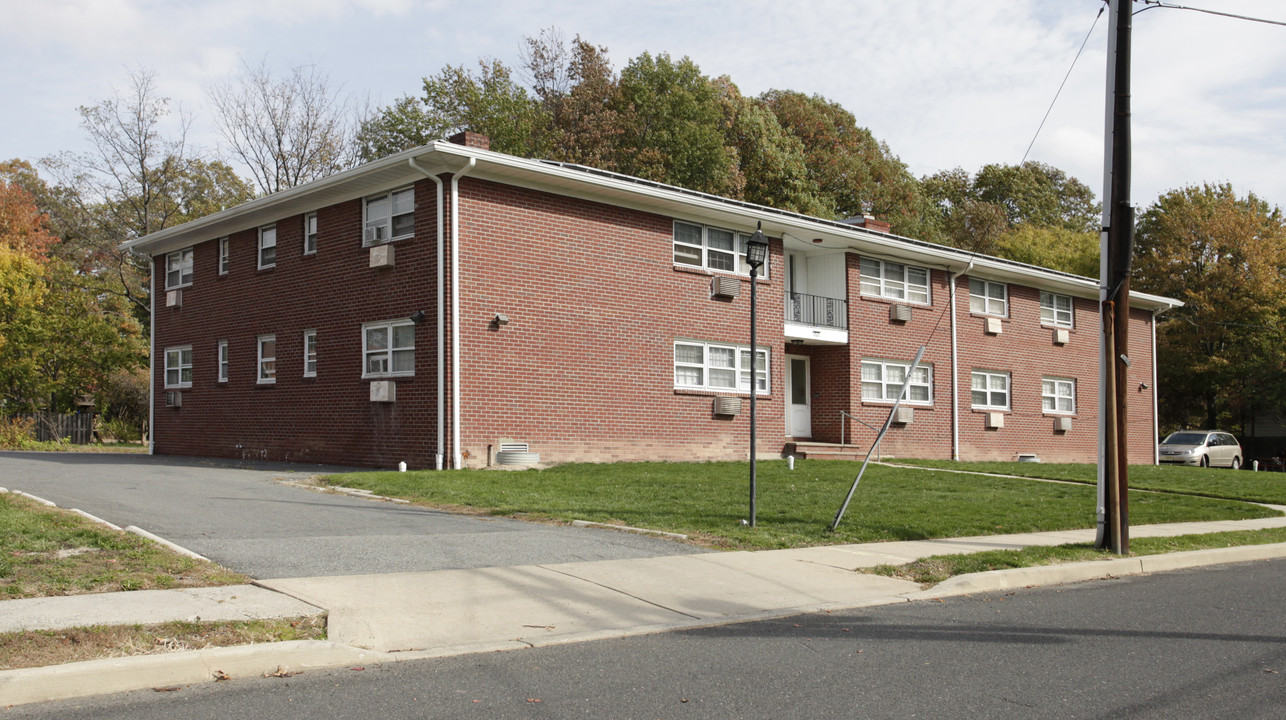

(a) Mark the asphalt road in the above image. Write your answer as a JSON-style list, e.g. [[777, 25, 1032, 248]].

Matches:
[[0, 451, 705, 578], [11, 558, 1285, 719]]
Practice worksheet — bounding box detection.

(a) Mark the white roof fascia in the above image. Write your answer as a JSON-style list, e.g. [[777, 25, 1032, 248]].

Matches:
[[122, 140, 1182, 313]]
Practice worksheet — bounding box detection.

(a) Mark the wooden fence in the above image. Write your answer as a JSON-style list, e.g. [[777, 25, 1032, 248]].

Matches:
[[17, 412, 96, 445]]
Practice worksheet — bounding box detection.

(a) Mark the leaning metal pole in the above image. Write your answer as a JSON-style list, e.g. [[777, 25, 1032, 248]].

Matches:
[[831, 345, 927, 532]]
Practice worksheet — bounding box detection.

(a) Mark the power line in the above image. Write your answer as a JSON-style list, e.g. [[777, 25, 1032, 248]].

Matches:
[[1021, 5, 1106, 165], [1137, 0, 1286, 27]]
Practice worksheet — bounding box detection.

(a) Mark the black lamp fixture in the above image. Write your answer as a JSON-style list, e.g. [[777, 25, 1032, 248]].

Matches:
[[744, 222, 768, 528], [409, 310, 426, 324]]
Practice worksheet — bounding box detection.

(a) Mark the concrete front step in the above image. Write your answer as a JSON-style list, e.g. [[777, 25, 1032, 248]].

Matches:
[[784, 442, 872, 462]]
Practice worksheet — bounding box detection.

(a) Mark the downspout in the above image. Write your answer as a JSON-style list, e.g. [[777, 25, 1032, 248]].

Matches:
[[450, 158, 476, 469], [1151, 307, 1160, 465], [408, 158, 446, 470], [948, 260, 974, 461], [147, 256, 155, 456]]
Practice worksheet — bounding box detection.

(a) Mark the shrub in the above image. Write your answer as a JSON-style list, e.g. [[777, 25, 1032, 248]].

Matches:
[[0, 417, 37, 449], [100, 416, 143, 444]]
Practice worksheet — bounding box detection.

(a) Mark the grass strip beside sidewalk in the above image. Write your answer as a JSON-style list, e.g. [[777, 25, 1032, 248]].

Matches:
[[323, 460, 1279, 550], [0, 617, 326, 671], [868, 527, 1286, 585], [891, 459, 1286, 506], [1, 493, 246, 599]]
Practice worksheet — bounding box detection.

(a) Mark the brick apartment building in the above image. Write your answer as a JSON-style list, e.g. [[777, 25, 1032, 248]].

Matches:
[[122, 132, 1179, 469]]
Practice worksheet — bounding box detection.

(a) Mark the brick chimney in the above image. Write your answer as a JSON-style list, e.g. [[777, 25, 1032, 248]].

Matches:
[[842, 214, 892, 234], [447, 131, 490, 150]]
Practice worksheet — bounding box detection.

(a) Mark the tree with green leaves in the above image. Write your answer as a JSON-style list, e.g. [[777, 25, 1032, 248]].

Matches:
[[1132, 183, 1286, 434]]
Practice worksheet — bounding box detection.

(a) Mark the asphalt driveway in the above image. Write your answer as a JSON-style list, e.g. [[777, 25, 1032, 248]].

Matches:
[[0, 451, 706, 578]]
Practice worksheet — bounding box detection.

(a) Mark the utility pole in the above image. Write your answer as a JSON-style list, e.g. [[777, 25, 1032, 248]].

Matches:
[[1098, 0, 1133, 554]]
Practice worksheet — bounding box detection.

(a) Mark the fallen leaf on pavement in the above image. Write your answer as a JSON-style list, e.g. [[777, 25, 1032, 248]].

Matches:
[[153, 686, 182, 693], [350, 666, 365, 671], [266, 666, 301, 678], [212, 670, 231, 682]]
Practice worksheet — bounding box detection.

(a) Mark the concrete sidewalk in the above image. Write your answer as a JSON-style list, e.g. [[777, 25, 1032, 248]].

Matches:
[[5, 513, 1286, 707]]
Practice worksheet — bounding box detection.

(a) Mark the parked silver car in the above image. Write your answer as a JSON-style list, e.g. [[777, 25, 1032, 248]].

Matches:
[[1158, 430, 1242, 469]]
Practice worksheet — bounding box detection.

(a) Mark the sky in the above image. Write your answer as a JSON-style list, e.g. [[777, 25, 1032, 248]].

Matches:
[[2, 0, 1285, 213]]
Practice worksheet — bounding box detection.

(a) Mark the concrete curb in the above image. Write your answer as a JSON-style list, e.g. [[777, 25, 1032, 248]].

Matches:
[[0, 640, 386, 707], [906, 542, 1286, 600]]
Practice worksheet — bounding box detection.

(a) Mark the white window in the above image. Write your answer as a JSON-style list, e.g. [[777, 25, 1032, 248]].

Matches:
[[303, 330, 317, 377], [165, 248, 194, 289], [164, 346, 193, 388], [860, 257, 930, 304], [971, 370, 1010, 410], [1040, 291, 1073, 328], [674, 341, 769, 394], [363, 187, 415, 246], [217, 340, 229, 383], [672, 221, 768, 277], [1043, 377, 1076, 414], [258, 225, 277, 269], [257, 335, 276, 384], [363, 320, 415, 377], [969, 278, 1007, 316], [304, 213, 318, 254], [218, 237, 229, 275], [860, 359, 932, 405]]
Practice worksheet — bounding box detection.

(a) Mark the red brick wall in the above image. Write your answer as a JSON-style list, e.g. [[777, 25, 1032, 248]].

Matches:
[[149, 170, 1160, 469], [151, 178, 442, 468], [452, 178, 785, 466]]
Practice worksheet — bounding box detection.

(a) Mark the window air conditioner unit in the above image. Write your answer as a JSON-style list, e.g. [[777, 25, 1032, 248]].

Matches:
[[1053, 328, 1070, 345], [369, 244, 395, 268], [364, 226, 386, 244], [713, 396, 742, 416], [711, 276, 741, 298], [166, 289, 182, 307], [1054, 416, 1073, 433], [369, 380, 396, 403], [984, 316, 1003, 335], [889, 304, 911, 323], [892, 406, 914, 424], [986, 411, 1005, 429], [165, 391, 182, 408]]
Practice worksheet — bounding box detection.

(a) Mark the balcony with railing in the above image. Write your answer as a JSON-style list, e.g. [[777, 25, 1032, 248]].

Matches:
[[784, 292, 848, 330]]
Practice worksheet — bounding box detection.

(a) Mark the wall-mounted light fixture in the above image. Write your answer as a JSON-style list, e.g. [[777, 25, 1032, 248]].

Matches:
[[493, 313, 510, 326], [1138, 382, 1150, 391], [409, 310, 426, 324]]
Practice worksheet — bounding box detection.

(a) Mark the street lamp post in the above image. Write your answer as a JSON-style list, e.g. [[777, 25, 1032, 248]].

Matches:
[[744, 224, 769, 528]]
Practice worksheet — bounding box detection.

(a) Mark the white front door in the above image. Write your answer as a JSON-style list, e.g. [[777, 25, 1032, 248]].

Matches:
[[787, 354, 811, 438]]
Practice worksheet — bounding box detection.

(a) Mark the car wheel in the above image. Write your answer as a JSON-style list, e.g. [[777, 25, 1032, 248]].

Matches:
[[1231, 456, 1241, 470], [1200, 455, 1210, 468]]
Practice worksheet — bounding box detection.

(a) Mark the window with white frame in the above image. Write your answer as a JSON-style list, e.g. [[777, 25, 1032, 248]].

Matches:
[[674, 341, 769, 394], [969, 278, 1007, 316], [303, 213, 318, 254], [303, 330, 317, 377], [1042, 377, 1076, 414], [217, 340, 229, 382], [257, 335, 276, 384], [1040, 291, 1073, 328], [672, 221, 768, 277], [165, 248, 193, 289], [859, 257, 930, 304], [218, 237, 229, 275], [164, 346, 193, 388], [363, 187, 414, 246], [971, 370, 1010, 410], [860, 359, 932, 405], [363, 320, 415, 377], [258, 225, 277, 269]]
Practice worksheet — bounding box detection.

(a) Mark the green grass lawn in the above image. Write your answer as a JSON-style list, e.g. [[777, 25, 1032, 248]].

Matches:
[[324, 460, 1278, 550], [0, 493, 246, 598], [892, 459, 1286, 505]]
